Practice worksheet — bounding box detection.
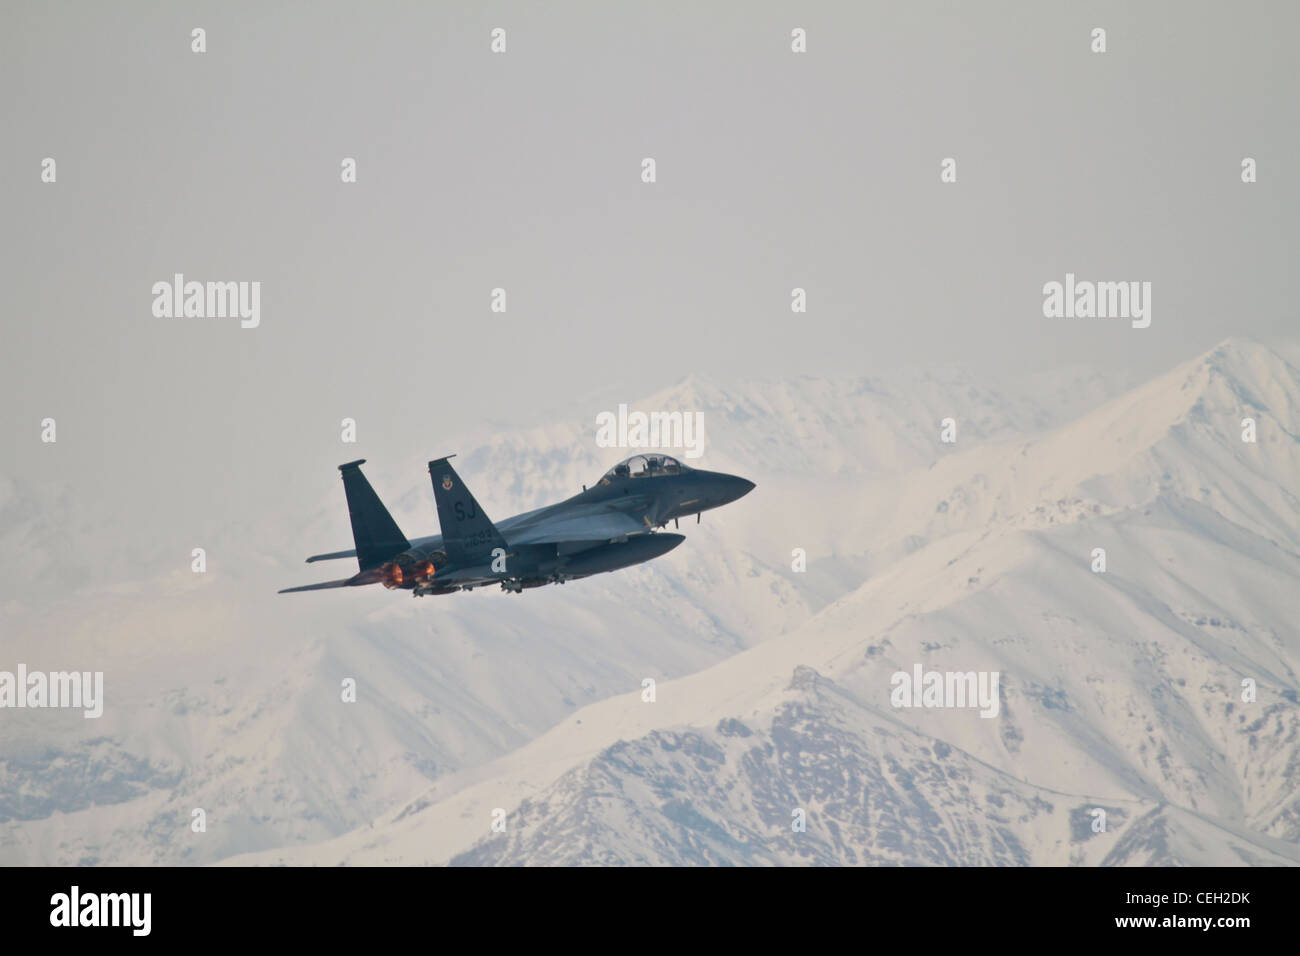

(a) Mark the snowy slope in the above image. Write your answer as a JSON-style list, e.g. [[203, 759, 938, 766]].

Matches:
[[0, 362, 1107, 864], [220, 339, 1300, 867], [449, 667, 1300, 867], [4, 341, 1296, 866]]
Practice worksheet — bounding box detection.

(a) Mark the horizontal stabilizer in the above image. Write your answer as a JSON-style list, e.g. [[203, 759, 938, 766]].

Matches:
[[278, 578, 355, 594], [306, 548, 357, 563], [279, 565, 385, 594]]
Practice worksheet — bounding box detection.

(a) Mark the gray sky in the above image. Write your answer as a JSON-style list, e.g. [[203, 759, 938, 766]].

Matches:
[[2, 1, 1296, 570]]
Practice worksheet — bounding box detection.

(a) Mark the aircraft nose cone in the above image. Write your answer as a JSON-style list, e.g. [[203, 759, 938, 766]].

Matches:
[[721, 474, 756, 503]]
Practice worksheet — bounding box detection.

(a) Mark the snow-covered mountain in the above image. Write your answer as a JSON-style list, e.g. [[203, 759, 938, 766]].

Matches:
[[2, 340, 1296, 866], [450, 666, 1300, 867]]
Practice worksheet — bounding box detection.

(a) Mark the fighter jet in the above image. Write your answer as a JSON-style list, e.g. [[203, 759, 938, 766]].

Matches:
[[279, 454, 755, 596]]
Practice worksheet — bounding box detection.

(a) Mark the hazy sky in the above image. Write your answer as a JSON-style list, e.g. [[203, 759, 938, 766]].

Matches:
[[3, 1, 1296, 567]]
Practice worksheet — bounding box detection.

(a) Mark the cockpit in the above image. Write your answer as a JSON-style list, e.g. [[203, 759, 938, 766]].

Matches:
[[600, 454, 688, 483]]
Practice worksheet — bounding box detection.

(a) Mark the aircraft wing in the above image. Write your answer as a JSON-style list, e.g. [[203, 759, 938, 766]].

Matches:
[[505, 506, 651, 548]]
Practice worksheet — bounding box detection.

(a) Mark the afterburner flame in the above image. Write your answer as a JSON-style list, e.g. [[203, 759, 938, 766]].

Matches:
[[379, 558, 435, 589]]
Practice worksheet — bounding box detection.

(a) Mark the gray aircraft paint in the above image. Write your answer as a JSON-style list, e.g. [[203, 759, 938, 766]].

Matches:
[[280, 454, 753, 596]]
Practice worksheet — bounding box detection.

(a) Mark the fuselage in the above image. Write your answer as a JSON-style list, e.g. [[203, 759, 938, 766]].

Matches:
[[280, 454, 755, 597], [408, 465, 755, 555], [399, 461, 754, 594]]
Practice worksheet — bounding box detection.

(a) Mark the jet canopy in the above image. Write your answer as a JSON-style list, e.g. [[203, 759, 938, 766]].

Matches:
[[600, 453, 689, 482]]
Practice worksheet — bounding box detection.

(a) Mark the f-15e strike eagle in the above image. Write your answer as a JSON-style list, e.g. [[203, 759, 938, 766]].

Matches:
[[280, 454, 755, 596]]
